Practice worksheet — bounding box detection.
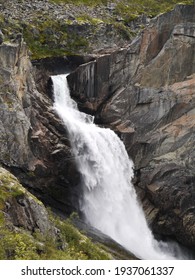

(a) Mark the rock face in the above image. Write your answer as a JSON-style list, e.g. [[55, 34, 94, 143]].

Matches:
[[0, 0, 138, 58], [0, 167, 53, 235], [0, 2, 195, 252], [67, 48, 131, 115], [1, 167, 129, 260], [0, 40, 81, 214], [0, 42, 34, 169], [68, 5, 195, 249]]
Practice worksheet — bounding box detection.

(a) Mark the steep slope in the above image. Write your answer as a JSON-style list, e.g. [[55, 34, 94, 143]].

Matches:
[[0, 0, 193, 58], [0, 33, 136, 260], [68, 4, 195, 249], [1, 167, 128, 260], [0, 0, 195, 256]]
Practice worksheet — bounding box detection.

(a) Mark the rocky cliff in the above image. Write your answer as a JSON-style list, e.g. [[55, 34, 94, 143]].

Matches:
[[0, 40, 82, 215], [67, 4, 195, 249], [1, 167, 131, 260], [0, 27, 136, 260], [0, 1, 195, 257], [1, 0, 192, 59]]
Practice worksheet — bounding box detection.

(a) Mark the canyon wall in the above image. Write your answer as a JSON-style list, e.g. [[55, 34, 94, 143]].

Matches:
[[0, 41, 82, 214], [67, 4, 195, 248], [0, 4, 195, 251]]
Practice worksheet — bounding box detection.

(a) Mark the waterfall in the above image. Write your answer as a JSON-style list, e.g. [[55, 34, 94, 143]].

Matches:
[[52, 74, 183, 260]]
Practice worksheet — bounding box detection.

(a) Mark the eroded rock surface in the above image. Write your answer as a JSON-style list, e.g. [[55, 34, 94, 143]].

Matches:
[[0, 167, 53, 234], [0, 3, 195, 251], [68, 4, 195, 248], [101, 5, 195, 248], [0, 41, 81, 214]]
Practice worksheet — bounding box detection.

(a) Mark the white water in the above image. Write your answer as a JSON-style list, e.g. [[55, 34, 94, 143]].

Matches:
[[52, 74, 183, 260]]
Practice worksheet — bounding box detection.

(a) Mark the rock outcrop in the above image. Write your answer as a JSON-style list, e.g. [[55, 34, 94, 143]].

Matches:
[[0, 1, 195, 253], [0, 167, 53, 234], [0, 42, 34, 169], [0, 40, 82, 215], [68, 4, 195, 249], [67, 46, 135, 116], [1, 167, 128, 260], [0, 0, 139, 59]]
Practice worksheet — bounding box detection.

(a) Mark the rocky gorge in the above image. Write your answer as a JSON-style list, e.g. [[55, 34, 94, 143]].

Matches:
[[0, 0, 195, 259], [67, 4, 195, 249]]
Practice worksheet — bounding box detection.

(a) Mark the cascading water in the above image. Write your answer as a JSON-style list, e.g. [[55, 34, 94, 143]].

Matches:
[[52, 74, 184, 260]]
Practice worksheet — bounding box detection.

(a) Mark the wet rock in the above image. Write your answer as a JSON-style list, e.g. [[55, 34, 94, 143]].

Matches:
[[0, 1, 195, 252], [101, 6, 195, 248], [67, 4, 195, 249]]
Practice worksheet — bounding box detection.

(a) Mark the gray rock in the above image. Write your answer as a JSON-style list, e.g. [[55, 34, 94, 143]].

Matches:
[[67, 4, 195, 249], [0, 30, 4, 44], [0, 39, 81, 216], [0, 167, 53, 235], [0, 1, 195, 252]]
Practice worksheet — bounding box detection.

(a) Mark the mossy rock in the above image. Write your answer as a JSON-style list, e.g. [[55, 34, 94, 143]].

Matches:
[[0, 168, 113, 260], [0, 167, 26, 210], [0, 0, 194, 59]]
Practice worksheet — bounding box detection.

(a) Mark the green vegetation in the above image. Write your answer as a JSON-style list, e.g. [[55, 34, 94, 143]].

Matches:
[[0, 230, 41, 260], [50, 0, 108, 5], [1, 0, 194, 59], [22, 17, 90, 59], [22, 0, 195, 58], [49, 214, 111, 260], [0, 213, 112, 260], [76, 14, 104, 25], [113, 0, 194, 19], [0, 168, 111, 260], [49, 0, 194, 12], [113, 22, 134, 40], [0, 168, 25, 210]]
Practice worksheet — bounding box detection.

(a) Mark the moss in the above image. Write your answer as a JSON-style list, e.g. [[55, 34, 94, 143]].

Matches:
[[0, 0, 193, 59], [66, 35, 89, 54], [21, 16, 91, 58], [49, 0, 194, 10], [0, 231, 40, 260], [0, 204, 40, 260], [0, 171, 26, 210], [0, 203, 112, 260], [27, 171, 35, 178], [49, 214, 112, 260], [26, 0, 195, 58], [114, 0, 194, 20], [22, 20, 68, 59], [0, 168, 42, 208], [50, 0, 108, 6], [0, 168, 112, 260], [113, 22, 133, 40], [76, 15, 104, 25], [0, 168, 25, 205], [98, 242, 137, 260]]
